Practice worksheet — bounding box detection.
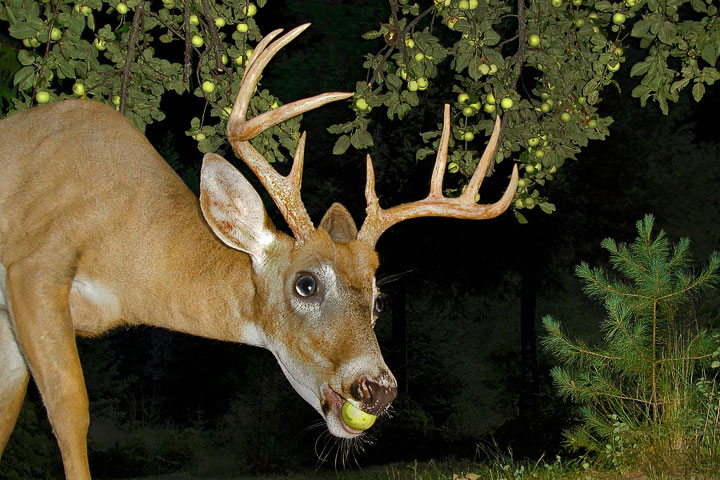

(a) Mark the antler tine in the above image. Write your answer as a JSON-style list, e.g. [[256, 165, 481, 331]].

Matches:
[[428, 104, 452, 198], [357, 105, 519, 247], [225, 24, 353, 244], [461, 114, 502, 203], [228, 24, 353, 141]]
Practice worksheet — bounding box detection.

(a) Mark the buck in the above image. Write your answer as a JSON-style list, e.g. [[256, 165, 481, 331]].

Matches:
[[0, 24, 517, 479]]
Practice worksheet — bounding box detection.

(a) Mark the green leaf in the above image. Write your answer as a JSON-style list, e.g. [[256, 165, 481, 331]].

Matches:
[[539, 202, 556, 214], [692, 82, 705, 102], [17, 50, 36, 66], [8, 22, 36, 39], [362, 30, 382, 40], [630, 62, 650, 77], [13, 66, 35, 89], [332, 135, 351, 155], [656, 21, 677, 45], [701, 42, 718, 66], [711, 360, 720, 368]]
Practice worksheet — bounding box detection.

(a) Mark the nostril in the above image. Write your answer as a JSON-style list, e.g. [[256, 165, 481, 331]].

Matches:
[[350, 375, 398, 416]]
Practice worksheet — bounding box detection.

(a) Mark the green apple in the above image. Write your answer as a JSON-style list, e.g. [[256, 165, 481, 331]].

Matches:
[[215, 17, 226, 27], [551, 0, 562, 6], [528, 137, 540, 147], [525, 197, 536, 208], [112, 95, 121, 106], [608, 62, 620, 72], [500, 97, 513, 109], [518, 179, 527, 188], [458, 0, 470, 9], [81, 5, 91, 15], [243, 3, 257, 16], [193, 132, 206, 141], [201, 80, 215, 93], [458, 92, 470, 104], [514, 198, 525, 209], [189, 14, 199, 25], [417, 77, 428, 90], [612, 12, 626, 24], [484, 103, 496, 114], [462, 106, 475, 116], [549, 166, 557, 174], [236, 22, 249, 33], [528, 34, 540, 47], [72, 82, 85, 96], [478, 63, 490, 75], [93, 38, 106, 50], [469, 0, 478, 7], [535, 150, 545, 159], [50, 27, 62, 41], [448, 162, 460, 173], [407, 80, 419, 92], [414, 52, 424, 62], [191, 35, 204, 47], [341, 401, 376, 431], [540, 103, 551, 113], [588, 119, 598, 128], [486, 93, 495, 105], [574, 18, 585, 27], [116, 2, 128, 14], [405, 38, 415, 48], [355, 98, 368, 111], [463, 131, 475, 141], [489, 63, 498, 74], [526, 164, 536, 174], [36, 91, 50, 103], [572, 0, 582, 5], [560, 112, 572, 122]]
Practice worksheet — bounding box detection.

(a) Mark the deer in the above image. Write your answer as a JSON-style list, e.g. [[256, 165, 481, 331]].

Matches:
[[0, 24, 518, 479]]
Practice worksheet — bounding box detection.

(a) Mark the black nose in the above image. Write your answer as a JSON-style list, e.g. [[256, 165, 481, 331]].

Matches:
[[350, 374, 398, 415]]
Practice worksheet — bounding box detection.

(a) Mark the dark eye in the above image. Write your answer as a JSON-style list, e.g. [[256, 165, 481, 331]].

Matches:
[[374, 295, 385, 314], [294, 274, 318, 298]]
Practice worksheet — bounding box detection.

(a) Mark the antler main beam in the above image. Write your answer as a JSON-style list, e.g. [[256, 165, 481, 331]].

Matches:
[[357, 105, 519, 246], [226, 23, 353, 243]]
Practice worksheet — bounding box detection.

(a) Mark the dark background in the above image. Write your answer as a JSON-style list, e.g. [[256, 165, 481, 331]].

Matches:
[[3, 0, 719, 477]]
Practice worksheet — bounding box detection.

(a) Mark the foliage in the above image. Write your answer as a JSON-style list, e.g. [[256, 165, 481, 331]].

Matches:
[[0, 0, 303, 163], [328, 0, 719, 222], [1, 0, 717, 222], [542, 214, 720, 474]]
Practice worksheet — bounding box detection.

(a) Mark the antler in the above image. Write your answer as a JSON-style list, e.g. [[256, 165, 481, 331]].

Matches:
[[226, 23, 353, 244], [357, 105, 519, 247]]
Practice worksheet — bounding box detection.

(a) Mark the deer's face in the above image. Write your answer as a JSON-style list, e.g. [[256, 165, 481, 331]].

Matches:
[[200, 158, 396, 437], [257, 229, 397, 437]]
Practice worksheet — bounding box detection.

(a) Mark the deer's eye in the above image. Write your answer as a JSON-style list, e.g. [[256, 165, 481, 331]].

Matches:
[[374, 295, 385, 314], [294, 273, 318, 298]]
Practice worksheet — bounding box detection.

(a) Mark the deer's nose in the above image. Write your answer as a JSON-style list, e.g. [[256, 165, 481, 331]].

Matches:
[[350, 374, 398, 416]]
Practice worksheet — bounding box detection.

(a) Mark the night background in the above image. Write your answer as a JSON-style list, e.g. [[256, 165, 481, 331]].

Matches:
[[1, 0, 719, 478]]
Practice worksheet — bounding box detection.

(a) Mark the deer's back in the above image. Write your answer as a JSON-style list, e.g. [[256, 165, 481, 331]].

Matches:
[[0, 99, 198, 270]]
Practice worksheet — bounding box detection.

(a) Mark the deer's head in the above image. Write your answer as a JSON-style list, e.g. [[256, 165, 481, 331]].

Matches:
[[199, 24, 518, 438]]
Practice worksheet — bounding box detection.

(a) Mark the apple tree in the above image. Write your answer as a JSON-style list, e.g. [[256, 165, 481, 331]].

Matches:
[[1, 0, 717, 220], [328, 0, 719, 221], [0, 0, 304, 164]]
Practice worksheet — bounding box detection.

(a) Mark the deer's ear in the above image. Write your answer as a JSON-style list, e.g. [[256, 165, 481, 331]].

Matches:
[[319, 203, 358, 244], [200, 153, 278, 260]]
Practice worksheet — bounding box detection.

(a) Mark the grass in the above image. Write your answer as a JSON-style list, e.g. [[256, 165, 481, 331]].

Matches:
[[117, 456, 629, 480]]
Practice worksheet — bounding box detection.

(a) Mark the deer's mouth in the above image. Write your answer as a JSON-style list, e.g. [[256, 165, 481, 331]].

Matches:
[[321, 385, 364, 437]]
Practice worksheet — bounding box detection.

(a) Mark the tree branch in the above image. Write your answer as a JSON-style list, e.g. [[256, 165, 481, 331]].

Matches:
[[120, 1, 145, 115]]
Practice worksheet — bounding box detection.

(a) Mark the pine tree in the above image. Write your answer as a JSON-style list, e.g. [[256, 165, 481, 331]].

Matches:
[[542, 214, 720, 472]]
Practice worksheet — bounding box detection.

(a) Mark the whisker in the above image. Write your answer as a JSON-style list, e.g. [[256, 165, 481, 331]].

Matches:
[[377, 269, 415, 287]]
